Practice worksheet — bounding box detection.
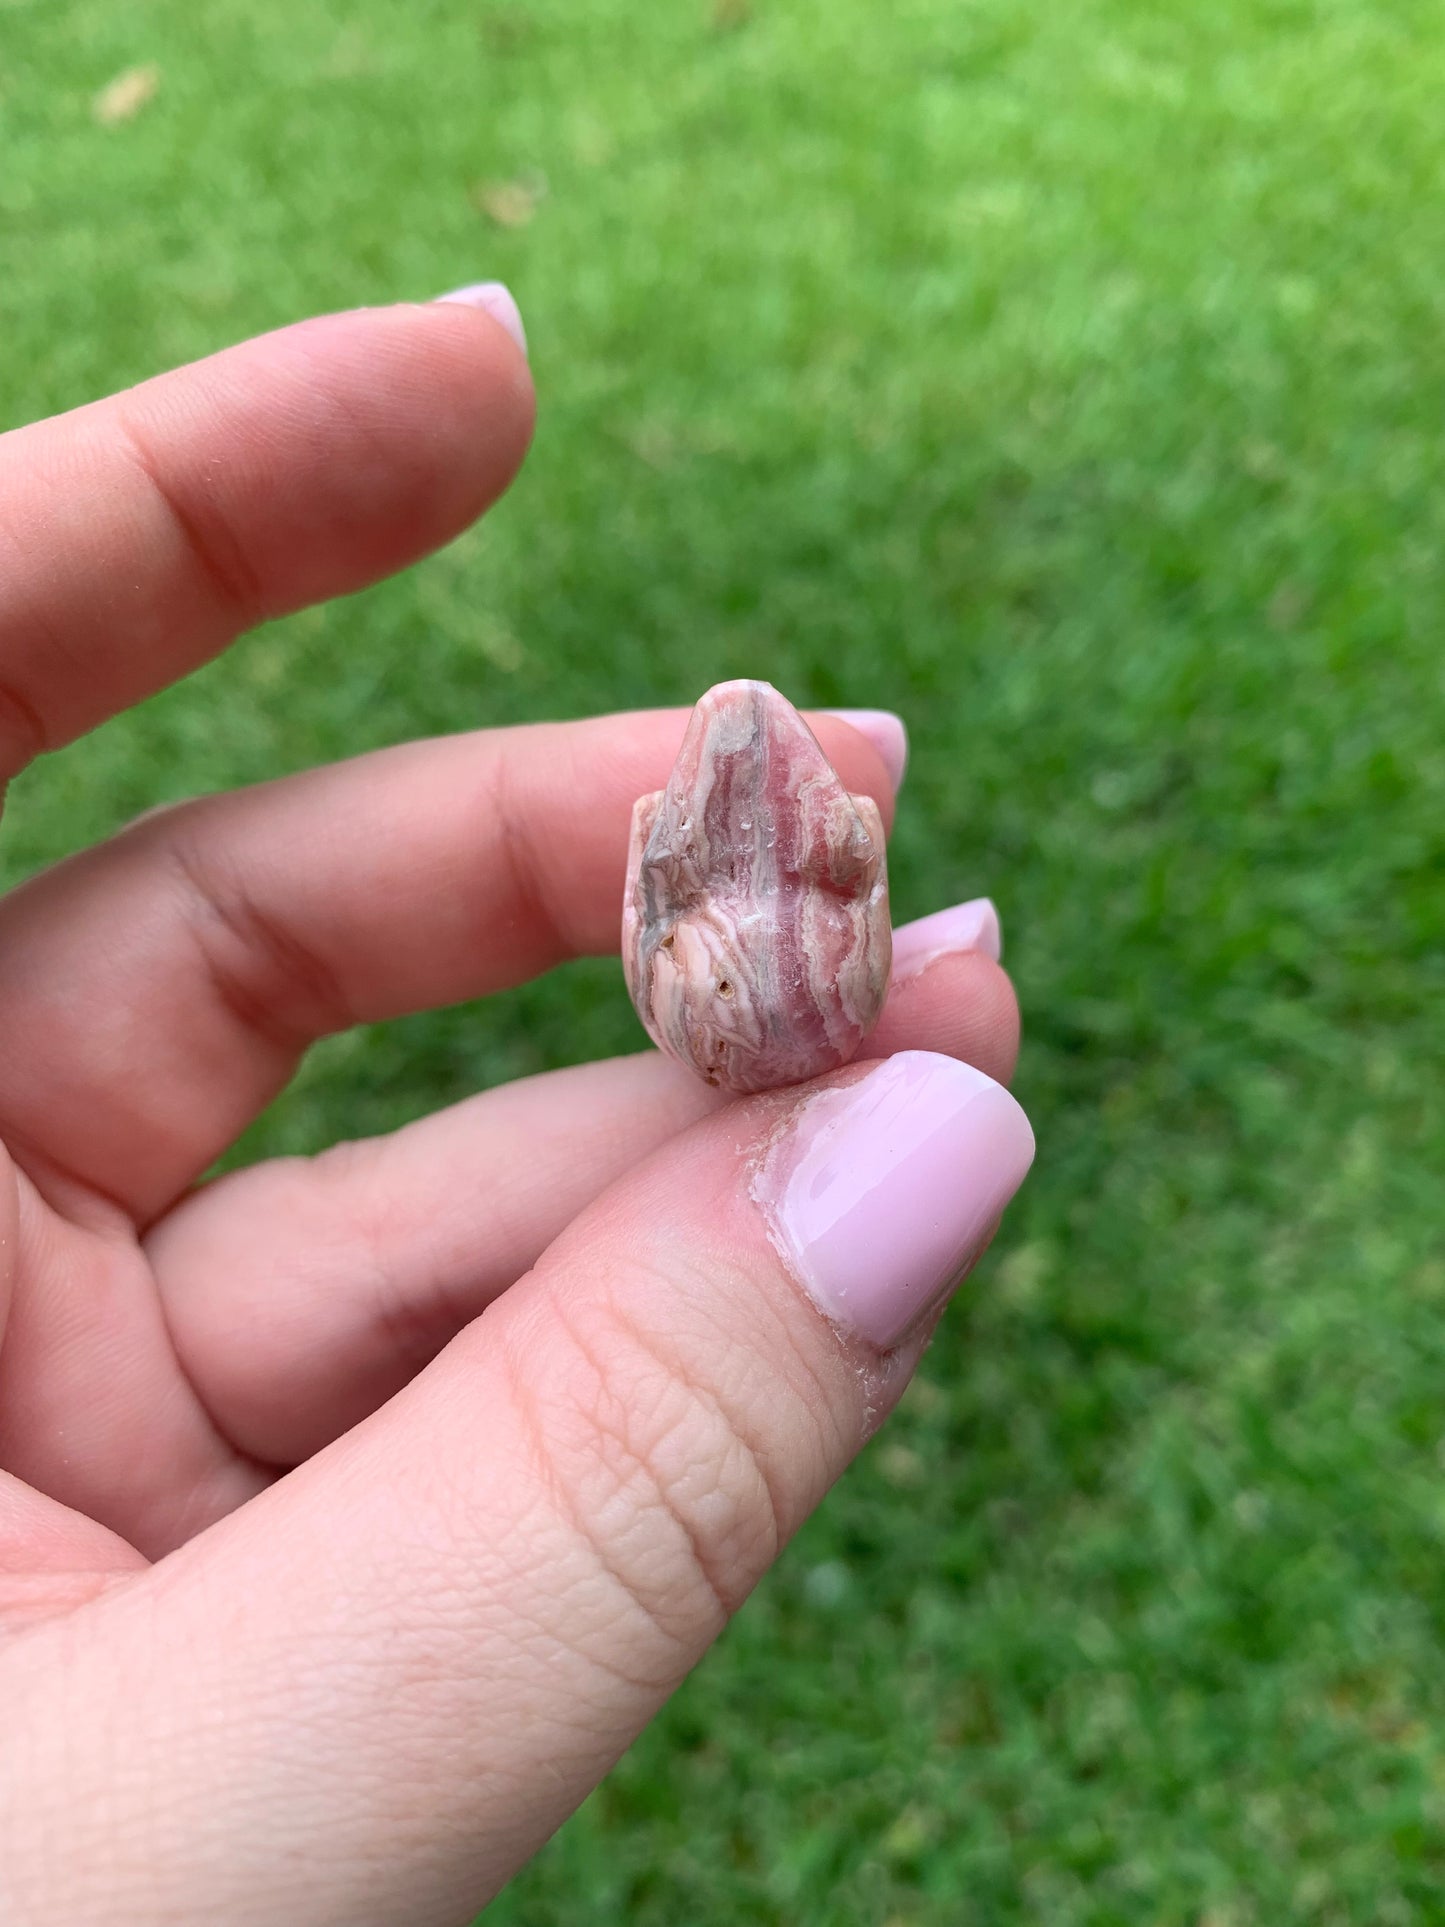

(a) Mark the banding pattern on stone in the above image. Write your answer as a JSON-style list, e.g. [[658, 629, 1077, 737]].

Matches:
[[622, 680, 892, 1093]]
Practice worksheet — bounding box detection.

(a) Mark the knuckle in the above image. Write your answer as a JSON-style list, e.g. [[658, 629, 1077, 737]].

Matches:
[[0, 671, 47, 782], [484, 745, 581, 968], [112, 407, 267, 635], [147, 808, 355, 1050], [498, 1270, 797, 1653]]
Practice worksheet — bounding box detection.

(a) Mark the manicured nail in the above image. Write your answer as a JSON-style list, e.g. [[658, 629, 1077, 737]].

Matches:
[[755, 1051, 1034, 1350], [434, 281, 528, 358], [824, 709, 909, 792], [891, 898, 1002, 978]]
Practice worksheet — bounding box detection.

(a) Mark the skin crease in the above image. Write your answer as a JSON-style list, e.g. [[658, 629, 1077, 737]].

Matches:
[[0, 302, 1026, 1927]]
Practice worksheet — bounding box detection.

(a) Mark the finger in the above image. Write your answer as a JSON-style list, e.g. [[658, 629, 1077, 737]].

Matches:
[[0, 1154, 165, 1582], [0, 1469, 147, 1631], [0, 713, 897, 1220], [0, 1141, 13, 1359], [0, 1160, 266, 1560], [146, 932, 1017, 1466], [0, 300, 533, 784], [863, 897, 1017, 1074], [4, 1053, 1033, 1924]]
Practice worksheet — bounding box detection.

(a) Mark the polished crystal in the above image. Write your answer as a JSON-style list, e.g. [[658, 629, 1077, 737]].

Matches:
[[623, 680, 891, 1093]]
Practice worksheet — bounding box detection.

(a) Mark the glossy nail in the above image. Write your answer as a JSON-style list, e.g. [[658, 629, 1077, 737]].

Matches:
[[824, 709, 909, 792], [755, 1050, 1034, 1349], [434, 281, 528, 358], [891, 898, 1002, 978]]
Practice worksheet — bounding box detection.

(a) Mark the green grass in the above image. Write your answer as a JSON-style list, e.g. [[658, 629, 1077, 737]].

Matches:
[[4, 0, 1445, 1919]]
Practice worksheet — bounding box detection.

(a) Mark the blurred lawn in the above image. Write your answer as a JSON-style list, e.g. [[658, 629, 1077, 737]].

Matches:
[[4, 0, 1445, 1920]]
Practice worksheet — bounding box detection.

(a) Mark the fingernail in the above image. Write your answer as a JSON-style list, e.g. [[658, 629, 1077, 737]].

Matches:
[[755, 1051, 1034, 1350], [434, 281, 528, 358], [824, 709, 909, 792], [891, 897, 1002, 977]]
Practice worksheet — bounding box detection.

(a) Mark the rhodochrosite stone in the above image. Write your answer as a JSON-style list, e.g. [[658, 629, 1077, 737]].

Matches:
[[623, 680, 892, 1093]]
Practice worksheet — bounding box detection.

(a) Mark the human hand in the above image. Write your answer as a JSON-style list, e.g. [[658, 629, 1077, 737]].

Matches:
[[0, 293, 1032, 1924]]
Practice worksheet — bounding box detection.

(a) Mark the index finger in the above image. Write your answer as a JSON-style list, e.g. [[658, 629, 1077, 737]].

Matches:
[[0, 299, 534, 784]]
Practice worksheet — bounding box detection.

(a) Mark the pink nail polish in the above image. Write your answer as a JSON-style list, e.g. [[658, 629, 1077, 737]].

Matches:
[[755, 1051, 1034, 1350], [434, 281, 528, 358], [891, 898, 1002, 977], [823, 709, 909, 792]]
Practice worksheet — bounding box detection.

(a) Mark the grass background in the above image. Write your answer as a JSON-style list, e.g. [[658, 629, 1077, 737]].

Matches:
[[3, 0, 1444, 1919]]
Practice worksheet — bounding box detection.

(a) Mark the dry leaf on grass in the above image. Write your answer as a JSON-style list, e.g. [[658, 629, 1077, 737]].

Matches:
[[472, 173, 546, 228], [92, 64, 160, 126], [480, 9, 535, 55]]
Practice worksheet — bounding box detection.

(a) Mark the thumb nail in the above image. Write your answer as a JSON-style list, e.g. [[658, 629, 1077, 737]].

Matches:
[[754, 1051, 1034, 1351]]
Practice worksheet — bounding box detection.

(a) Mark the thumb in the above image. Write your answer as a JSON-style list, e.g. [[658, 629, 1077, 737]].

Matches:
[[1, 1052, 1033, 1927]]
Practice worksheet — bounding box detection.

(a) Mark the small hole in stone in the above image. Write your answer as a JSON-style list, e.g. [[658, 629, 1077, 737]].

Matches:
[[660, 934, 675, 951], [717, 979, 733, 998]]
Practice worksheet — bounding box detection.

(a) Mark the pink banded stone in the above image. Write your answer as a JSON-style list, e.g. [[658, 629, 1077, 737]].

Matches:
[[622, 680, 892, 1093]]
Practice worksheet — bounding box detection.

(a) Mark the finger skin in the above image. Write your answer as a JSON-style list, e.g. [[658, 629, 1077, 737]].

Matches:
[[0, 1067, 978, 1927], [0, 1169, 266, 1560], [147, 949, 1019, 1466], [0, 1465, 147, 1630], [0, 1142, 13, 1360], [863, 945, 1019, 1080], [0, 713, 896, 1221], [0, 304, 533, 784]]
